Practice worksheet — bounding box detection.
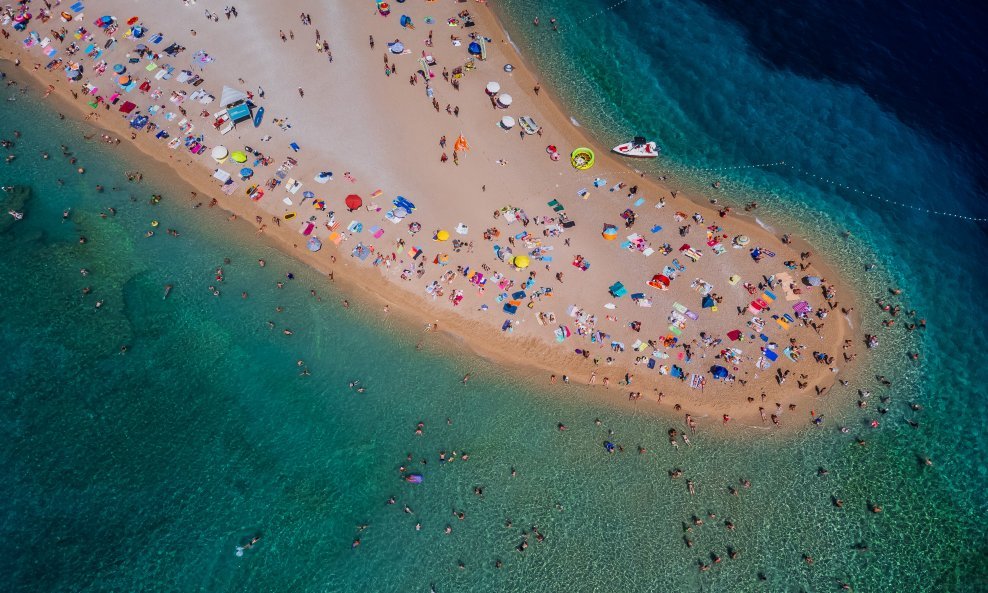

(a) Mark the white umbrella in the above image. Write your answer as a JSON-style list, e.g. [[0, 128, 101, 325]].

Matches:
[[211, 145, 228, 161], [500, 116, 516, 129], [485, 81, 500, 94], [497, 93, 512, 107]]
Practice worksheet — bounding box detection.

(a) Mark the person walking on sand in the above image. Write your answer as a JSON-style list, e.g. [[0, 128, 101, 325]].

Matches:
[[298, 87, 304, 98]]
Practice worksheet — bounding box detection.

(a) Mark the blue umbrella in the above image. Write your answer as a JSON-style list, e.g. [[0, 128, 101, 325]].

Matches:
[[303, 191, 315, 199], [113, 63, 125, 73], [710, 365, 729, 379], [240, 167, 253, 177]]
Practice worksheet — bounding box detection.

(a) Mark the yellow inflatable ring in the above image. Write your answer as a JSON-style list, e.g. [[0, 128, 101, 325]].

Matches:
[[570, 147, 595, 170]]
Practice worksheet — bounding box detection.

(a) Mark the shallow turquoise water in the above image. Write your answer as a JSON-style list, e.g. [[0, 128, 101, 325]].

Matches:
[[1, 5, 986, 590]]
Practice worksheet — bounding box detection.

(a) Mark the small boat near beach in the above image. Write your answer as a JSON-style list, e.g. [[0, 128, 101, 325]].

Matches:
[[518, 116, 539, 135], [612, 136, 659, 158]]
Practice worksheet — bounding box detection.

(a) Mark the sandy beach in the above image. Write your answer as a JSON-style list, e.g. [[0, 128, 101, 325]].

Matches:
[[0, 0, 863, 429]]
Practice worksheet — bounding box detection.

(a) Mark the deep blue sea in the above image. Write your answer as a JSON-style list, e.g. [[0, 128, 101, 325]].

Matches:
[[1, 0, 986, 591]]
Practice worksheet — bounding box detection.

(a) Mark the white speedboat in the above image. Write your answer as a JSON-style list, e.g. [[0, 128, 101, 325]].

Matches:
[[612, 136, 659, 158]]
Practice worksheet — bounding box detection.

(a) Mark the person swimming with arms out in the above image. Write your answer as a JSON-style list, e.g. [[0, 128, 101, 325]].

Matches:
[[235, 534, 261, 556]]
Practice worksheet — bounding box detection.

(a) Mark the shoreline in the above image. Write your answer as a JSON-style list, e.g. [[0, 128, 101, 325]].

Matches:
[[0, 2, 864, 432]]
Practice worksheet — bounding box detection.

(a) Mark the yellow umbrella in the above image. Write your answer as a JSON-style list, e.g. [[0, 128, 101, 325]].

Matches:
[[436, 230, 450, 241], [513, 255, 530, 269], [230, 151, 247, 163]]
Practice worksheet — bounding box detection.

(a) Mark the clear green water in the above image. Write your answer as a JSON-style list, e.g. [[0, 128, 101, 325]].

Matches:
[[0, 39, 984, 593]]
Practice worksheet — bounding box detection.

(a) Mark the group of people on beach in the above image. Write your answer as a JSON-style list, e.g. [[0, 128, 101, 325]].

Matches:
[[0, 2, 933, 587]]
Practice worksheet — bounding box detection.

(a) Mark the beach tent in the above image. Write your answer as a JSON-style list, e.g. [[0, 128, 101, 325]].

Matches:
[[702, 295, 716, 309], [212, 169, 231, 183], [219, 85, 248, 108], [345, 194, 362, 211], [400, 15, 414, 28], [227, 102, 252, 122]]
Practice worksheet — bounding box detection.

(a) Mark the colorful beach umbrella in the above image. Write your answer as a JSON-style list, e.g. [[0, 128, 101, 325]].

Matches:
[[602, 225, 618, 240]]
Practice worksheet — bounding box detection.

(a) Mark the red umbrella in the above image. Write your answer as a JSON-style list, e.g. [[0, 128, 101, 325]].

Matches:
[[648, 274, 671, 289], [345, 194, 362, 211], [127, 16, 139, 25]]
